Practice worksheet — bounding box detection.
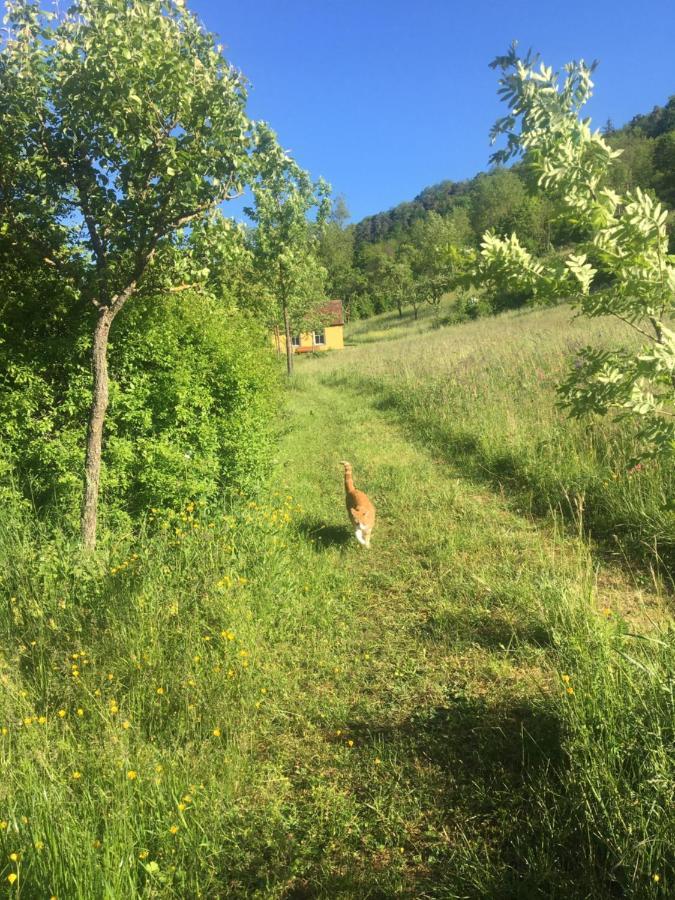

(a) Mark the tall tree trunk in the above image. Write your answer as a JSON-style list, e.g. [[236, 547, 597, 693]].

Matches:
[[282, 303, 294, 376], [81, 308, 113, 549]]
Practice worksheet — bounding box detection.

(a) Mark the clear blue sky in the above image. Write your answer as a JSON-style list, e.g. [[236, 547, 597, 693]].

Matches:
[[189, 0, 675, 223]]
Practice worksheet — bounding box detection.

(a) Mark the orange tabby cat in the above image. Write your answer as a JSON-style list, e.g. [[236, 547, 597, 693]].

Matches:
[[340, 461, 375, 548]]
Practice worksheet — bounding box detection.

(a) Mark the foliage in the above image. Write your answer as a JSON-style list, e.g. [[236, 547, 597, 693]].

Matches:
[[485, 45, 675, 459], [0, 0, 260, 545], [246, 124, 330, 373]]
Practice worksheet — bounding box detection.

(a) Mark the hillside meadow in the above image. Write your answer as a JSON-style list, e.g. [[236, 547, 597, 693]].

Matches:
[[1, 301, 673, 898]]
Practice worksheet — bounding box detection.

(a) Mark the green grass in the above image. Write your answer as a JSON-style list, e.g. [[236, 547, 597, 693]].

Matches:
[[1, 302, 673, 898]]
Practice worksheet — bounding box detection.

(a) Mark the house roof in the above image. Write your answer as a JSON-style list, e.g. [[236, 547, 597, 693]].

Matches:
[[317, 299, 344, 326]]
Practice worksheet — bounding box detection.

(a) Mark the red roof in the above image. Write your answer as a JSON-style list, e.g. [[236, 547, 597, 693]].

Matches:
[[316, 299, 344, 326]]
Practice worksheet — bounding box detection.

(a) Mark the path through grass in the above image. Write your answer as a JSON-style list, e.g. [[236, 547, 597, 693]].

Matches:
[[1, 339, 671, 898]]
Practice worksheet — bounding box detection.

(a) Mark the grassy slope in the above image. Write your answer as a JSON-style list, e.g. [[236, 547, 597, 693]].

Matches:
[[0, 304, 673, 898]]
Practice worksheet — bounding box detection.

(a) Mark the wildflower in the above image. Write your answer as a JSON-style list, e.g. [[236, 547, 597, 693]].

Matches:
[[38, 716, 47, 725], [122, 720, 131, 730], [1, 727, 7, 735], [177, 802, 186, 812], [58, 709, 67, 718], [169, 825, 179, 834], [77, 708, 84, 717], [567, 687, 575, 695], [34, 841, 44, 850], [127, 771, 137, 780], [374, 758, 382, 765], [155, 764, 163, 774], [182, 794, 192, 803], [347, 739, 354, 747], [0, 822, 6, 830], [602, 607, 612, 617], [7, 873, 17, 885], [212, 728, 221, 737], [652, 874, 660, 883], [92, 839, 101, 849], [138, 850, 149, 860], [23, 717, 32, 726], [156, 687, 165, 695], [71, 771, 82, 780], [9, 852, 19, 861], [561, 674, 571, 684]]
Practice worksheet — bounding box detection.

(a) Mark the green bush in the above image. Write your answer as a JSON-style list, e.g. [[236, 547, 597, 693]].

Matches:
[[0, 288, 279, 524]]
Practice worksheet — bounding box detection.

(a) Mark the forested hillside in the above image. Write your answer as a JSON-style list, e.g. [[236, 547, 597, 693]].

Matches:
[[321, 95, 675, 320]]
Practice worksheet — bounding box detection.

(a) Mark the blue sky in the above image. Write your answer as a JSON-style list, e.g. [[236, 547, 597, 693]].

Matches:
[[189, 0, 675, 223]]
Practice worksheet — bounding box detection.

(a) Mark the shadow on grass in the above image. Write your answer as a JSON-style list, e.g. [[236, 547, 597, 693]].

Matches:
[[277, 694, 605, 899], [296, 516, 354, 550], [422, 607, 553, 651]]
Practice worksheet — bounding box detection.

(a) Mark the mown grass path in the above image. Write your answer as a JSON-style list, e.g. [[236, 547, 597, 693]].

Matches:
[[267, 367, 635, 898]]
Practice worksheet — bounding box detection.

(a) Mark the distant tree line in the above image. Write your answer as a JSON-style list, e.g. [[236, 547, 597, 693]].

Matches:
[[319, 94, 675, 321]]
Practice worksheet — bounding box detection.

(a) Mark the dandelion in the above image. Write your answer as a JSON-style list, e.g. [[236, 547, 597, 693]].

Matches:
[[77, 708, 84, 717], [38, 716, 47, 725], [567, 687, 575, 695], [177, 802, 186, 812], [561, 674, 571, 683], [0, 822, 6, 830], [156, 687, 165, 696], [127, 770, 137, 780], [7, 873, 17, 885], [122, 720, 131, 730], [155, 764, 163, 774], [347, 739, 354, 747], [71, 771, 82, 780], [182, 794, 193, 803], [34, 841, 44, 850], [602, 607, 612, 617], [169, 825, 179, 834], [138, 850, 149, 860], [652, 874, 660, 883], [23, 717, 32, 726], [58, 709, 67, 718], [9, 852, 19, 861], [374, 758, 382, 765], [212, 728, 221, 737]]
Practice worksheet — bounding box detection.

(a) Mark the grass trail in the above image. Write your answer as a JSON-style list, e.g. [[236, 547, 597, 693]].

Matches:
[[268, 366, 668, 897], [1, 323, 671, 897]]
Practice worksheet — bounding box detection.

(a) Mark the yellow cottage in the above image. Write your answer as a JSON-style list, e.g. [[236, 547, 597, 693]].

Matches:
[[272, 300, 345, 354]]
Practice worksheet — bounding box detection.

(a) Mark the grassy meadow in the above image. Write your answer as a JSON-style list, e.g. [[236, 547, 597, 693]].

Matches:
[[1, 302, 673, 898]]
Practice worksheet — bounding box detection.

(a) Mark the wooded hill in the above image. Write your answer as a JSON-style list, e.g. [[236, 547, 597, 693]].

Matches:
[[322, 95, 675, 319]]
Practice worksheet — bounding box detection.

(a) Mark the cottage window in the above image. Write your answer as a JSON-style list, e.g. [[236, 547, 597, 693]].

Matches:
[[291, 334, 301, 347], [313, 330, 326, 346]]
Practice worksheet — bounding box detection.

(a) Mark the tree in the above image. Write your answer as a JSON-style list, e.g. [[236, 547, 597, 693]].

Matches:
[[483, 44, 674, 459], [408, 212, 464, 320], [246, 124, 330, 376], [1, 0, 255, 548]]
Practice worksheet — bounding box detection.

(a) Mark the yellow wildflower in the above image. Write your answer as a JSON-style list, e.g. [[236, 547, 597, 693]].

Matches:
[[169, 825, 179, 834], [127, 770, 137, 780], [58, 709, 67, 718], [38, 716, 47, 725], [71, 771, 82, 780], [212, 728, 221, 737], [156, 687, 165, 695], [77, 708, 84, 717], [9, 852, 19, 861], [7, 873, 17, 885], [122, 720, 131, 730], [138, 850, 149, 860]]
